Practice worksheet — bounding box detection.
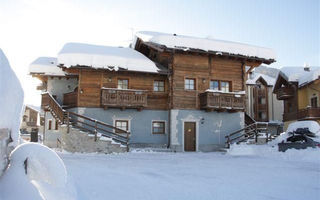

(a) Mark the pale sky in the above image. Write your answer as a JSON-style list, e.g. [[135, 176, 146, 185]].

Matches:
[[0, 0, 319, 106]]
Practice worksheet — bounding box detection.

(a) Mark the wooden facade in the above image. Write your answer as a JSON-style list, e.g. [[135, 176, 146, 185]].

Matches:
[[56, 38, 276, 113]]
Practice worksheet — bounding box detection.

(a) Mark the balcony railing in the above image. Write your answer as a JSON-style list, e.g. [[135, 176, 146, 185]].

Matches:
[[63, 91, 78, 108], [199, 91, 245, 111], [297, 107, 320, 120], [101, 88, 147, 109], [26, 121, 37, 127], [275, 87, 294, 100], [283, 107, 320, 121]]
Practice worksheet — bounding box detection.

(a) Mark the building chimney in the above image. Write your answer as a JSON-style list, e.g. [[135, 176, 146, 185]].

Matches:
[[304, 63, 310, 71]]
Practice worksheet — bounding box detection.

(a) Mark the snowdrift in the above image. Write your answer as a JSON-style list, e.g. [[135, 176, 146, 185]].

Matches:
[[0, 143, 76, 200], [0, 48, 24, 146]]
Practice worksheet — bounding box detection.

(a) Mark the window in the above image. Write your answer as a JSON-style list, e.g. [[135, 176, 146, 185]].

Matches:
[[210, 80, 231, 92], [311, 97, 318, 108], [152, 121, 165, 134], [210, 81, 219, 90], [154, 80, 165, 92], [220, 81, 230, 92], [185, 78, 195, 90], [48, 120, 52, 130], [117, 79, 128, 89], [23, 115, 27, 122], [115, 120, 128, 133], [55, 120, 59, 130]]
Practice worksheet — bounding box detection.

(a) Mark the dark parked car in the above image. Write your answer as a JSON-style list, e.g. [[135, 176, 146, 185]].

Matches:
[[278, 127, 320, 152]]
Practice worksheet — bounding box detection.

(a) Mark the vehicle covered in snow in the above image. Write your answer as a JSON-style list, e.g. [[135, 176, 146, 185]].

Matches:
[[278, 121, 320, 152]]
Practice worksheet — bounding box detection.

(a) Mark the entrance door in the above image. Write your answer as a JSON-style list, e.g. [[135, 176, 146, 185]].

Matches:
[[184, 122, 196, 151]]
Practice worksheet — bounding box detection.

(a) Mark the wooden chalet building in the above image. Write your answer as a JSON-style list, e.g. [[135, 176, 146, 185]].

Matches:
[[30, 32, 276, 152], [246, 67, 283, 122], [273, 66, 320, 129]]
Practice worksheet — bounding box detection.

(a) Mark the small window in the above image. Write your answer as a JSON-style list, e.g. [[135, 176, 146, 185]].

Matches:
[[115, 120, 128, 133], [55, 120, 59, 130], [118, 79, 128, 89], [210, 81, 219, 90], [152, 121, 165, 134], [311, 97, 318, 108], [220, 81, 230, 92], [48, 120, 52, 130], [154, 80, 165, 92], [185, 78, 195, 90]]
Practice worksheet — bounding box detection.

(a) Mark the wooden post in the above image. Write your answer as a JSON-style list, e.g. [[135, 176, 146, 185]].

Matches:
[[126, 132, 130, 152], [67, 112, 70, 133], [226, 136, 230, 148], [255, 123, 258, 143], [94, 120, 97, 141]]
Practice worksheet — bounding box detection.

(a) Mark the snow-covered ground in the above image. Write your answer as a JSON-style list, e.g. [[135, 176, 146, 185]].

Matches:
[[59, 147, 320, 200]]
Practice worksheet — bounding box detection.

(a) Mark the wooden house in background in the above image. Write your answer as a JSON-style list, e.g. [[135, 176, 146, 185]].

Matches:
[[273, 66, 320, 129], [30, 31, 276, 152]]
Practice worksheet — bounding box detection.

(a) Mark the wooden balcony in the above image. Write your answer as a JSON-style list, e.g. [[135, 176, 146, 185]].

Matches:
[[26, 121, 37, 127], [275, 87, 294, 100], [199, 91, 245, 112], [63, 91, 78, 108], [101, 88, 147, 110], [297, 107, 320, 120], [283, 107, 320, 121]]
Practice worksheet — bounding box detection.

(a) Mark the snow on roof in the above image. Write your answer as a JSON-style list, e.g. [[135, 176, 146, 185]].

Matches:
[[25, 104, 40, 113], [134, 31, 276, 61], [280, 66, 320, 87], [58, 43, 160, 73], [246, 72, 276, 86], [29, 57, 66, 76]]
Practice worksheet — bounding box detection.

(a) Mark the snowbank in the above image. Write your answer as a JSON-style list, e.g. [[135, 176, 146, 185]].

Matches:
[[58, 43, 159, 73], [0, 143, 75, 200], [227, 143, 319, 162], [135, 31, 276, 61], [29, 57, 66, 76], [0, 48, 24, 146]]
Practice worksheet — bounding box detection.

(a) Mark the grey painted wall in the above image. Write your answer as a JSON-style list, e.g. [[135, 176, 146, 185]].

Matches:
[[170, 109, 244, 152], [47, 77, 78, 105], [67, 107, 169, 146]]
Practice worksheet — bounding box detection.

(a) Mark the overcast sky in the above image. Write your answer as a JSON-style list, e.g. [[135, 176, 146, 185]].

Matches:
[[0, 0, 319, 106]]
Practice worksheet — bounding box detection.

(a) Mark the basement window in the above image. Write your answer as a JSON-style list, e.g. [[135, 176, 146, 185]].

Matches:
[[115, 120, 128, 133], [48, 120, 52, 130], [311, 97, 318, 108], [152, 121, 165, 134]]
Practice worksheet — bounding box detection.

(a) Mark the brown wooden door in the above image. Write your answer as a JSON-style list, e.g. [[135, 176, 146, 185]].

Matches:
[[184, 122, 196, 151]]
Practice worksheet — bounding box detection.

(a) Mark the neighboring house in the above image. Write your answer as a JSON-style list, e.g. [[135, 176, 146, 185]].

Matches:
[[20, 105, 44, 141], [246, 66, 283, 122], [30, 31, 276, 152], [20, 105, 41, 133], [273, 66, 320, 130]]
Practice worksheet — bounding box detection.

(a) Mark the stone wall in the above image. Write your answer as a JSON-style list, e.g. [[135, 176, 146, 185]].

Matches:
[[0, 129, 12, 176]]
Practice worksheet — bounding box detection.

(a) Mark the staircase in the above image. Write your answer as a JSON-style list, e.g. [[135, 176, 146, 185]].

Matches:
[[225, 113, 274, 148], [42, 92, 130, 153]]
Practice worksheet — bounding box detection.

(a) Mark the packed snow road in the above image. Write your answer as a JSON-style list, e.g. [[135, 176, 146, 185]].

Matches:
[[59, 148, 320, 200]]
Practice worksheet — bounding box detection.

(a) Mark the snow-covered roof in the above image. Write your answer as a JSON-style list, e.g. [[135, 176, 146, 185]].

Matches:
[[29, 57, 66, 76], [280, 66, 320, 87], [58, 43, 160, 73], [246, 73, 276, 86], [134, 31, 276, 62]]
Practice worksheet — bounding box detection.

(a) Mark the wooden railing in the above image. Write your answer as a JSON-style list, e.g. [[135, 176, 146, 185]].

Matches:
[[41, 93, 65, 123], [63, 91, 78, 108], [101, 88, 147, 109], [298, 107, 320, 120], [225, 122, 269, 148], [68, 112, 130, 148], [41, 92, 130, 150], [199, 91, 245, 111], [275, 87, 294, 100]]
